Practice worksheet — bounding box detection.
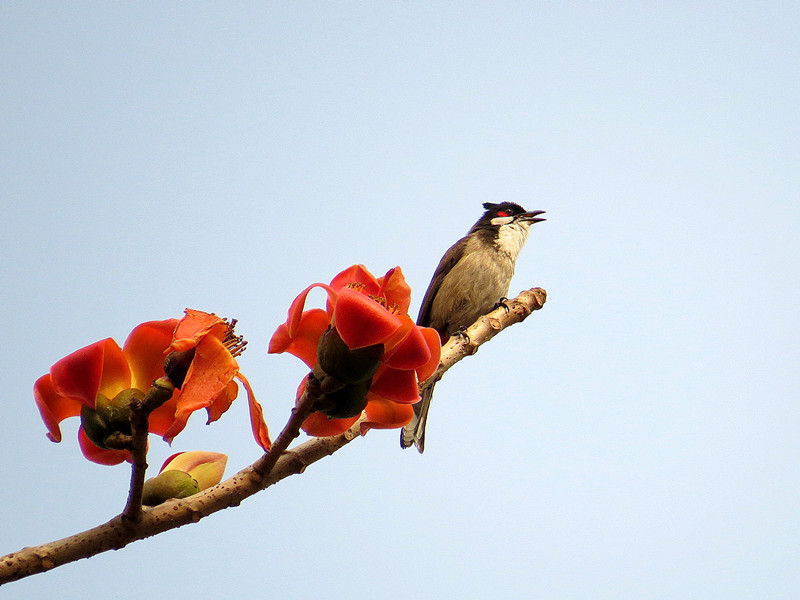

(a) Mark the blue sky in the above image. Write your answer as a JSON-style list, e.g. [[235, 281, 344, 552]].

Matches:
[[1, 3, 798, 598]]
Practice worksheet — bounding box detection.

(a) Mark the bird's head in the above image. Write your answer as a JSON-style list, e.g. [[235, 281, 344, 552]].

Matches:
[[474, 202, 546, 232]]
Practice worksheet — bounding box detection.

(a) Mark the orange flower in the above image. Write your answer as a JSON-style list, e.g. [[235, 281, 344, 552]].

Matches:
[[34, 310, 270, 465], [165, 309, 270, 451], [269, 265, 440, 436]]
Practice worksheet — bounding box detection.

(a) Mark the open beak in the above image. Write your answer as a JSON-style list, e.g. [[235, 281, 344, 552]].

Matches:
[[520, 210, 546, 224]]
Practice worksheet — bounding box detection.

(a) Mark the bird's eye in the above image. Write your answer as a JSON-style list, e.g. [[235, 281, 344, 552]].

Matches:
[[496, 211, 509, 217]]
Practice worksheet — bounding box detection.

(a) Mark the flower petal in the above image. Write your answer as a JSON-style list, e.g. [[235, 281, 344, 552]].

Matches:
[[328, 264, 381, 295], [170, 310, 227, 352], [286, 283, 336, 337], [301, 411, 359, 437], [268, 308, 330, 367], [78, 428, 130, 465], [363, 397, 414, 430], [149, 394, 179, 437], [378, 266, 412, 315], [205, 380, 238, 424], [123, 318, 180, 392], [33, 374, 81, 443], [162, 335, 238, 442], [334, 287, 402, 349], [369, 366, 421, 404], [416, 327, 442, 382], [50, 338, 130, 408], [382, 320, 432, 371], [237, 372, 271, 451]]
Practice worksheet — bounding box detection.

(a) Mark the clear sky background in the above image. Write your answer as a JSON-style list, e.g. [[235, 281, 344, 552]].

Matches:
[[1, 3, 798, 598]]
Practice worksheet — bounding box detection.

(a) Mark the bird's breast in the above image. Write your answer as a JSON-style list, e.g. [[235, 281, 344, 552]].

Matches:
[[429, 246, 515, 335]]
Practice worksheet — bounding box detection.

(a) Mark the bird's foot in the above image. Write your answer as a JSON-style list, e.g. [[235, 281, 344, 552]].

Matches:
[[453, 326, 471, 345], [493, 297, 511, 313]]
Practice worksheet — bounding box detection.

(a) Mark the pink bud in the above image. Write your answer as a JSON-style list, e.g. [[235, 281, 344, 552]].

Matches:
[[160, 451, 228, 490]]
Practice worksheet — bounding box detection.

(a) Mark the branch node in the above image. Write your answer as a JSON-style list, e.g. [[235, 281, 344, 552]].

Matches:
[[34, 551, 54, 571]]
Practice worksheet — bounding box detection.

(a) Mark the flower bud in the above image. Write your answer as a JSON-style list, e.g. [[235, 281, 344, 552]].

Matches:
[[80, 388, 143, 449], [142, 470, 200, 506], [316, 326, 382, 384], [141, 451, 227, 506]]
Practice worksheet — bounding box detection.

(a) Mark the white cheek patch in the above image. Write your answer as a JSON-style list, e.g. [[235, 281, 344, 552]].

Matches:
[[490, 216, 514, 226], [495, 221, 531, 258]]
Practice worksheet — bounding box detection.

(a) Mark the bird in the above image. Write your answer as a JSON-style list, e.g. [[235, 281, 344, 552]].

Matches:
[[401, 202, 546, 452]]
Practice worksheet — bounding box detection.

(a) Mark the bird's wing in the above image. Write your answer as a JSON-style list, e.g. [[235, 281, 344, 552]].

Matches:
[[416, 236, 467, 329]]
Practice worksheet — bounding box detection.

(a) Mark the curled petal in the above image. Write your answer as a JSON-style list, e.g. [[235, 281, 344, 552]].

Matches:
[[170, 309, 227, 352], [50, 338, 130, 408], [205, 380, 238, 424], [162, 409, 189, 444], [78, 428, 130, 466], [34, 374, 80, 443], [363, 397, 414, 430], [334, 287, 402, 349], [237, 372, 271, 451], [382, 320, 431, 371], [378, 266, 412, 315], [329, 264, 381, 295], [149, 394, 179, 437], [381, 314, 413, 351], [268, 323, 292, 354], [124, 318, 180, 391], [416, 327, 442, 382], [163, 335, 238, 442], [286, 283, 336, 337], [269, 308, 330, 367], [369, 366, 421, 404], [301, 411, 359, 437]]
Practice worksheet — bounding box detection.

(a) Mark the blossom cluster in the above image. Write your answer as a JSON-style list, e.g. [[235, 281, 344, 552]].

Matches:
[[34, 310, 269, 465], [269, 265, 440, 436], [33, 264, 440, 470]]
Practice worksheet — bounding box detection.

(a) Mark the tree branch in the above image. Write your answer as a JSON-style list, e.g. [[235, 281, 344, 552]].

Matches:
[[426, 286, 547, 389], [0, 287, 545, 586]]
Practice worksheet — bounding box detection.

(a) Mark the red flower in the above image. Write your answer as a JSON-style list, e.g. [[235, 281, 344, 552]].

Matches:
[[269, 265, 441, 436], [34, 310, 270, 465]]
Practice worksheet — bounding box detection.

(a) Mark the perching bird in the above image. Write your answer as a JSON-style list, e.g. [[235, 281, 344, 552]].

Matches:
[[401, 202, 546, 452]]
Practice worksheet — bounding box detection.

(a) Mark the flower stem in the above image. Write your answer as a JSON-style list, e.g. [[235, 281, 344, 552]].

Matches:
[[0, 287, 547, 584], [121, 377, 175, 523], [251, 372, 322, 480], [121, 399, 149, 523]]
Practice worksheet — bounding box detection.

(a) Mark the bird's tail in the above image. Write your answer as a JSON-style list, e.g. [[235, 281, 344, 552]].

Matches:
[[401, 383, 436, 453]]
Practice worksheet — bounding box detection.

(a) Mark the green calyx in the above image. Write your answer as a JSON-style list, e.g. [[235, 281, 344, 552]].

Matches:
[[141, 470, 201, 506], [316, 326, 382, 384], [80, 388, 144, 450], [316, 379, 371, 419]]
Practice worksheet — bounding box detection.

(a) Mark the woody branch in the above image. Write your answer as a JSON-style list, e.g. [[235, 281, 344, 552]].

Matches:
[[0, 287, 546, 586]]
